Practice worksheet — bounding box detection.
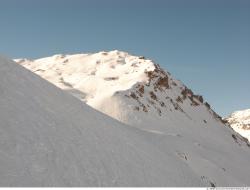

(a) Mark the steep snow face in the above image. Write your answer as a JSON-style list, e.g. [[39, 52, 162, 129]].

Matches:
[[225, 109, 250, 141], [3, 54, 250, 187]]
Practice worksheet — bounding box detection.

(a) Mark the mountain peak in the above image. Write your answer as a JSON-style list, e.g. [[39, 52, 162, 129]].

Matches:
[[16, 51, 156, 103], [15, 51, 225, 126]]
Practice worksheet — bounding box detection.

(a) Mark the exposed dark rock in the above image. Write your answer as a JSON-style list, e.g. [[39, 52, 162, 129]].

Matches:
[[156, 76, 169, 90], [232, 133, 250, 147], [159, 101, 166, 107], [149, 91, 157, 101], [210, 182, 216, 187], [172, 81, 177, 86], [176, 96, 183, 103], [196, 95, 204, 103], [104, 77, 119, 81], [144, 64, 170, 91], [242, 124, 250, 130], [134, 106, 140, 111], [181, 87, 193, 100], [157, 108, 162, 116], [137, 84, 144, 94], [205, 102, 211, 109], [63, 59, 68, 63], [130, 92, 138, 100], [191, 100, 199, 106], [142, 105, 148, 112]]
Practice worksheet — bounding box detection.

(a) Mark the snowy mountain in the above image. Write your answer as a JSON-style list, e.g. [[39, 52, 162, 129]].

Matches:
[[16, 50, 225, 127], [0, 55, 215, 186], [224, 109, 250, 141], [2, 51, 249, 186]]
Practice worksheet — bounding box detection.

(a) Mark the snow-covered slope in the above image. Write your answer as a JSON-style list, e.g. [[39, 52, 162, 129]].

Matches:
[[224, 109, 250, 141], [11, 51, 250, 186], [0, 56, 200, 186], [0, 55, 218, 187]]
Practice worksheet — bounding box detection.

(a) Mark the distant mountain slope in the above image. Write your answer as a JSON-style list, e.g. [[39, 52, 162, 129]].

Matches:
[[224, 109, 250, 141], [11, 51, 250, 186]]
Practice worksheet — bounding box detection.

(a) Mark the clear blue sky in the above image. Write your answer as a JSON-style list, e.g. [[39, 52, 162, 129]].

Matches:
[[0, 0, 249, 116]]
